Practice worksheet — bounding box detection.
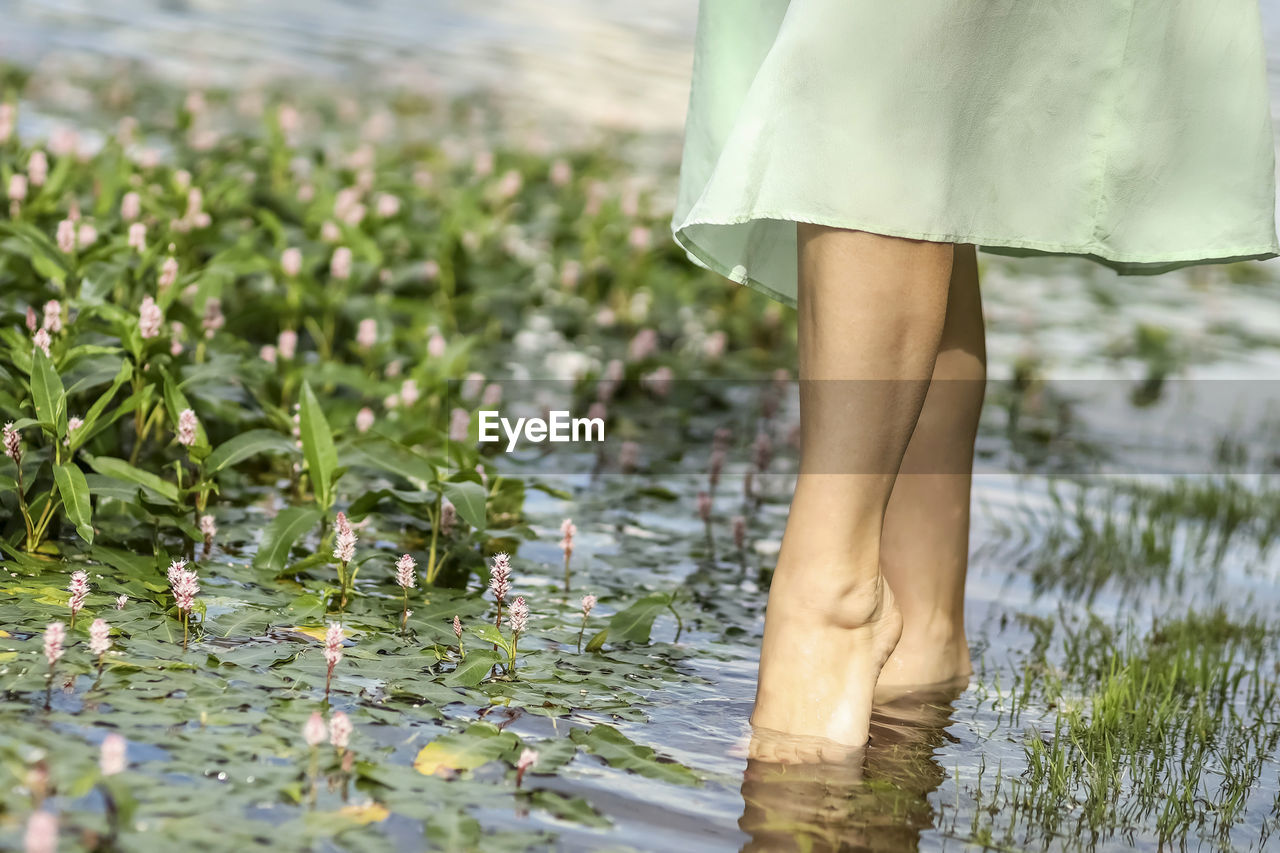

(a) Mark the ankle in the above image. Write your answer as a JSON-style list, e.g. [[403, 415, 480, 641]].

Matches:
[[768, 572, 893, 630]]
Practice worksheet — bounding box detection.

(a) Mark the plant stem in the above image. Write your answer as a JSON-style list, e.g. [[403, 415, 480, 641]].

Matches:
[[577, 615, 589, 653], [563, 553, 570, 594], [424, 495, 441, 584]]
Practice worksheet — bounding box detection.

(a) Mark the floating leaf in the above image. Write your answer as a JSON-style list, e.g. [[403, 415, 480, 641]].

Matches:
[[336, 802, 389, 824], [412, 722, 517, 776], [569, 724, 699, 786], [445, 649, 501, 687]]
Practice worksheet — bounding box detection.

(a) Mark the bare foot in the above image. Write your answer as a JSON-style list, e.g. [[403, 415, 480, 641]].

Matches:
[[749, 576, 903, 753], [874, 622, 972, 700]]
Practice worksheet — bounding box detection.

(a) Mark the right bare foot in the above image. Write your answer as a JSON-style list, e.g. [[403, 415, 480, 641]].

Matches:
[[875, 621, 972, 699], [749, 575, 903, 755]]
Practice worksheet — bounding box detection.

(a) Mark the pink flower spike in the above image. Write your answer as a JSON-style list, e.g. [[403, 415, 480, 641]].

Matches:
[[559, 518, 576, 557], [43, 622, 65, 667], [24, 811, 57, 853], [56, 219, 75, 253], [332, 512, 356, 564], [356, 318, 377, 350], [488, 553, 511, 605], [395, 554, 417, 589], [453, 615, 463, 639], [89, 618, 111, 657], [121, 191, 141, 221], [733, 516, 747, 552], [331, 246, 352, 280], [200, 514, 216, 547], [158, 256, 179, 290], [28, 150, 48, 186], [303, 711, 327, 747], [138, 296, 163, 339], [329, 711, 352, 750], [127, 222, 146, 252], [281, 247, 302, 277], [509, 596, 529, 635], [355, 407, 374, 433], [115, 594, 128, 610], [171, 567, 199, 613], [166, 558, 186, 587], [176, 408, 199, 447], [515, 747, 538, 788], [32, 328, 51, 357], [42, 300, 62, 334], [3, 422, 20, 463], [277, 329, 298, 360], [68, 570, 89, 617], [324, 622, 344, 667], [201, 297, 225, 339], [697, 491, 712, 524], [581, 594, 596, 617], [100, 733, 127, 776]]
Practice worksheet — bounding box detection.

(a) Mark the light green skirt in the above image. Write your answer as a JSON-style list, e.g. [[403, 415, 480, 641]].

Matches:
[[670, 0, 1280, 308]]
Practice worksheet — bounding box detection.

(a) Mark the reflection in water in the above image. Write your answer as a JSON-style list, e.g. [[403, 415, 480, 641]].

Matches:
[[738, 687, 962, 852]]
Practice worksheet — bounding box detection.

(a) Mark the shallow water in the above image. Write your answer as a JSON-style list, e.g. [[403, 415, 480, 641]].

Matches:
[[2, 5, 1280, 852]]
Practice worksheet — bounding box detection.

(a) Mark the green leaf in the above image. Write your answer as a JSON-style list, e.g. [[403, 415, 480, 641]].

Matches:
[[299, 381, 339, 510], [84, 474, 139, 503], [351, 433, 438, 486], [569, 724, 699, 786], [467, 622, 509, 650], [206, 429, 298, 474], [441, 480, 486, 533], [609, 593, 671, 644], [53, 462, 93, 544], [584, 627, 609, 652], [253, 506, 322, 572], [30, 347, 67, 435], [82, 454, 179, 503], [413, 722, 516, 774], [445, 649, 501, 687]]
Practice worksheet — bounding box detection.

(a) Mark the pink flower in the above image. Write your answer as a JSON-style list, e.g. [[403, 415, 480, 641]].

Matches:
[[697, 491, 712, 523], [169, 323, 184, 357], [77, 223, 97, 248], [422, 259, 440, 280], [24, 811, 57, 853], [43, 622, 65, 667], [331, 246, 352, 280], [42, 300, 62, 333], [488, 553, 511, 605], [121, 191, 141, 221], [128, 222, 146, 251], [303, 711, 327, 747], [66, 417, 83, 439], [115, 594, 128, 610], [68, 570, 89, 617], [509, 596, 529, 635], [201, 297, 224, 339], [449, 408, 470, 443], [260, 344, 278, 363], [0, 104, 12, 144], [581, 594, 596, 616], [395, 554, 417, 589], [549, 159, 571, 187], [461, 373, 484, 400], [32, 328, 51, 357], [440, 500, 456, 536], [703, 331, 727, 360], [427, 332, 446, 359], [332, 512, 356, 563], [453, 615, 462, 639], [329, 711, 353, 750], [176, 408, 199, 447], [200, 514, 216, 546], [25, 305, 37, 332], [481, 383, 502, 408], [281, 247, 302, 277], [159, 256, 179, 290], [733, 515, 747, 551], [400, 379, 420, 407], [321, 220, 340, 242], [515, 747, 538, 787], [627, 328, 657, 362], [356, 318, 377, 350], [628, 225, 651, 252], [138, 296, 163, 339], [375, 193, 400, 218], [643, 366, 673, 397], [496, 169, 522, 199], [355, 407, 374, 433], [28, 150, 48, 187], [167, 558, 186, 587], [277, 329, 297, 360], [171, 566, 199, 612], [559, 518, 576, 560], [3, 422, 20, 463], [100, 734, 126, 776], [89, 618, 111, 657], [8, 173, 28, 202], [56, 219, 75, 253], [324, 622, 344, 668]]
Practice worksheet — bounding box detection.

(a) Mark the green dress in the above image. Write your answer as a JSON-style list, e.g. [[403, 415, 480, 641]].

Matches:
[[670, 0, 1280, 307]]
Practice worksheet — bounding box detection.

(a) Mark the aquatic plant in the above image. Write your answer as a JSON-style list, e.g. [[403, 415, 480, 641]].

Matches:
[[323, 622, 344, 699], [577, 594, 597, 653], [331, 512, 357, 610], [559, 518, 576, 592], [66, 569, 88, 630], [394, 553, 417, 632], [88, 618, 111, 675]]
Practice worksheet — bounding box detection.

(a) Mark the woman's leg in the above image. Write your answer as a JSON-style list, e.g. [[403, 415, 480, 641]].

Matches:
[[750, 224, 955, 756], [877, 243, 985, 691]]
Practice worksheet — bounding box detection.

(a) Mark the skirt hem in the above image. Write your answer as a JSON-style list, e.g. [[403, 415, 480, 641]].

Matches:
[[671, 210, 1280, 308]]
